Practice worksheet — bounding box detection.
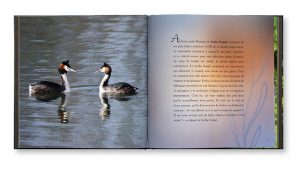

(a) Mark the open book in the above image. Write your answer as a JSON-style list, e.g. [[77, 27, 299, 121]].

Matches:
[[14, 15, 283, 149]]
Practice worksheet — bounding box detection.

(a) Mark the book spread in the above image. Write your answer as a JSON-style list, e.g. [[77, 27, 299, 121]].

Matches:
[[14, 15, 283, 149]]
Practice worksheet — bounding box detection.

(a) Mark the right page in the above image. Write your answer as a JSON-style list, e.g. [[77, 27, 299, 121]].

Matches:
[[148, 15, 277, 148]]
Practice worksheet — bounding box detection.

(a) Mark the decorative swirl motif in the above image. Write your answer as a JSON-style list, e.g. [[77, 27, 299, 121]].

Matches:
[[243, 83, 268, 147], [231, 55, 270, 148], [251, 126, 262, 147]]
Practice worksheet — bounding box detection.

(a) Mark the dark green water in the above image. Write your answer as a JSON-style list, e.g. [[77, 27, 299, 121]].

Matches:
[[17, 16, 147, 148]]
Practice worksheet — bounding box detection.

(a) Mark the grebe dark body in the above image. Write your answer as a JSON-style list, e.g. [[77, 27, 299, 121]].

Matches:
[[29, 81, 64, 101]]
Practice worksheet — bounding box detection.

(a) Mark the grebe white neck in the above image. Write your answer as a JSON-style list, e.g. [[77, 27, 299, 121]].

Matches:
[[61, 73, 70, 92], [99, 74, 110, 92]]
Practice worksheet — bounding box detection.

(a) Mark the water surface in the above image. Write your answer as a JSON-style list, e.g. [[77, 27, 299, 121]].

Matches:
[[17, 16, 147, 148]]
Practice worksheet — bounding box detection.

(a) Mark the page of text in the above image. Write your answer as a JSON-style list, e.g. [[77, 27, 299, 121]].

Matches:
[[148, 16, 274, 148]]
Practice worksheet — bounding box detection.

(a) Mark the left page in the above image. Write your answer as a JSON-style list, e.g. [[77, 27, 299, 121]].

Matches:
[[15, 16, 148, 148]]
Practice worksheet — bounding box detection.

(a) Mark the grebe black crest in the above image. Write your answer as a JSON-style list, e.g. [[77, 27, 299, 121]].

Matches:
[[29, 60, 76, 101], [95, 63, 138, 95]]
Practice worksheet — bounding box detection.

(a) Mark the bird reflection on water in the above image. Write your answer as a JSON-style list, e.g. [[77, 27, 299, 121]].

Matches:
[[98, 92, 132, 121], [58, 93, 70, 123], [29, 92, 70, 123], [99, 93, 111, 120]]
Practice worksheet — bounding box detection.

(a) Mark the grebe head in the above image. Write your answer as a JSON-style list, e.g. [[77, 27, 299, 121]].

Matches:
[[58, 60, 76, 74], [96, 62, 111, 75]]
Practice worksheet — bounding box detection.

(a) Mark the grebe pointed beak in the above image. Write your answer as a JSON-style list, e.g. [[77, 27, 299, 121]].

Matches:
[[64, 65, 76, 72], [94, 70, 100, 73], [69, 68, 76, 72]]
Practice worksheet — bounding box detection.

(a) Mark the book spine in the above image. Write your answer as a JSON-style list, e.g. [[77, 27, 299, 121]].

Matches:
[[14, 16, 20, 149], [277, 16, 283, 149]]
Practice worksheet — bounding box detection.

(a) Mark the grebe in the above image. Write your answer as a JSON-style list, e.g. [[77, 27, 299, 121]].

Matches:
[[29, 60, 76, 98], [95, 63, 138, 95]]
